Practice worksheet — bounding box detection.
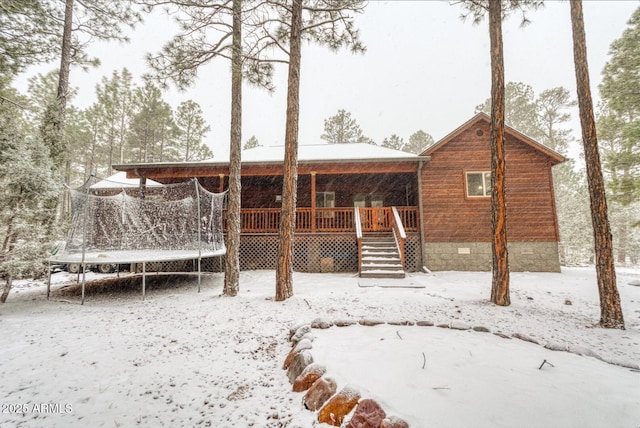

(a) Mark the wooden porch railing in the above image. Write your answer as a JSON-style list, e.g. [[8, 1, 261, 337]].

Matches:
[[354, 207, 363, 274], [390, 207, 406, 270], [224, 206, 418, 234]]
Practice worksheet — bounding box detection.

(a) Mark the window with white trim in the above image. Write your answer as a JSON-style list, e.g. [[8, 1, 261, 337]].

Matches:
[[466, 171, 491, 197]]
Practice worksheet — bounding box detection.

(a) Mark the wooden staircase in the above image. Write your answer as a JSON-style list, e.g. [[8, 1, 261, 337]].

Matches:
[[359, 232, 405, 278]]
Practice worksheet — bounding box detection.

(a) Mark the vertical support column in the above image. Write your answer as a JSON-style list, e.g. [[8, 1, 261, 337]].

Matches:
[[195, 179, 202, 293], [218, 173, 225, 193], [310, 171, 316, 233], [417, 161, 426, 270], [142, 261, 146, 300], [80, 175, 91, 305], [46, 262, 52, 300], [139, 174, 147, 200]]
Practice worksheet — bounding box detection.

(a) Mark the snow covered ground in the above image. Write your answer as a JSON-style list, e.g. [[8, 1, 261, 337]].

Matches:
[[0, 267, 638, 427]]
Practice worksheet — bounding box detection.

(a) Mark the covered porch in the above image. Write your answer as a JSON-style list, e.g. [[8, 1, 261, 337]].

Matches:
[[115, 144, 429, 273]]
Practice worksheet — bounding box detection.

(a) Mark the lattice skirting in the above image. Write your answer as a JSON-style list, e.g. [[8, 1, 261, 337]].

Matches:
[[226, 233, 421, 273], [121, 234, 421, 274]]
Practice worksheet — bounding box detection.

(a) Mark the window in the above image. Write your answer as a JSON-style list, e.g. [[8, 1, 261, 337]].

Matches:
[[371, 194, 384, 207], [316, 191, 335, 218], [316, 191, 335, 208], [353, 194, 366, 208], [466, 171, 491, 197]]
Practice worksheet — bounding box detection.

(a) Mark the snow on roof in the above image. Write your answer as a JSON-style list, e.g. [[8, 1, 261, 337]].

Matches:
[[89, 172, 163, 189], [205, 143, 421, 164], [247, 143, 419, 162]]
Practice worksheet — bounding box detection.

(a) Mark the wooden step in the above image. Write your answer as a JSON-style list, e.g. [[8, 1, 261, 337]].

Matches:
[[358, 231, 405, 279]]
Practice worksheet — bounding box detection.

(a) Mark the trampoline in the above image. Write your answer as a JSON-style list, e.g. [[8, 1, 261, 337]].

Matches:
[[49, 176, 227, 303]]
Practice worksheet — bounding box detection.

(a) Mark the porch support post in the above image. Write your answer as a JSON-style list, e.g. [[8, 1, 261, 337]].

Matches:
[[417, 161, 426, 269], [218, 173, 225, 193], [310, 171, 316, 233]]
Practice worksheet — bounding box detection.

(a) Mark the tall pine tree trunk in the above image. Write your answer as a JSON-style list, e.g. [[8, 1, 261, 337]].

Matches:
[[54, 0, 73, 166], [275, 0, 303, 301], [224, 0, 242, 297], [569, 0, 624, 329], [489, 0, 510, 306], [41, 0, 72, 222], [1, 276, 12, 303], [0, 217, 16, 304]]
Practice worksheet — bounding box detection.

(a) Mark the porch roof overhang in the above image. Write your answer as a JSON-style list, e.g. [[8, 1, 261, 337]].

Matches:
[[113, 156, 431, 180]]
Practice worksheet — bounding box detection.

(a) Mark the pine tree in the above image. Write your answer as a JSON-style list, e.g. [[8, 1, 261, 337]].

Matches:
[[459, 0, 543, 307], [244, 135, 260, 150], [475, 81, 539, 138], [94, 69, 136, 173], [597, 7, 640, 263], [381, 134, 404, 151], [0, 0, 61, 76], [175, 100, 213, 161], [0, 79, 58, 303], [570, 0, 624, 329], [320, 109, 367, 144], [143, 0, 276, 298], [127, 81, 178, 163], [269, 0, 366, 301], [405, 130, 434, 154]]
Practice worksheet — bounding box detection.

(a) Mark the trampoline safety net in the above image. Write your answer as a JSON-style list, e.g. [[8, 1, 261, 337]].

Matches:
[[52, 176, 227, 266]]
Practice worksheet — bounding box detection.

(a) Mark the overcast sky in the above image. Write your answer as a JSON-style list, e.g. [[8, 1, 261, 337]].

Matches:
[[16, 1, 639, 159]]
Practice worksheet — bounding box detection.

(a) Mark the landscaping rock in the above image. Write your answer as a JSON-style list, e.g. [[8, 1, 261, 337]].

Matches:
[[629, 279, 640, 287], [287, 350, 313, 384], [289, 321, 307, 340], [311, 318, 333, 329], [568, 345, 601, 360], [359, 319, 385, 326], [334, 319, 357, 327], [303, 377, 337, 411], [493, 332, 511, 339], [291, 325, 312, 345], [473, 326, 490, 333], [512, 333, 539, 344], [380, 415, 410, 428], [283, 338, 312, 369], [346, 398, 386, 428], [387, 320, 415, 326], [416, 320, 434, 327], [299, 331, 316, 344], [293, 363, 326, 392], [318, 385, 361, 426], [602, 357, 640, 370], [544, 342, 568, 352], [450, 321, 471, 330], [436, 323, 450, 329]]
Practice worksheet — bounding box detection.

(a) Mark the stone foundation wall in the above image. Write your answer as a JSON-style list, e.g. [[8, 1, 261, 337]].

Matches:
[[424, 242, 561, 272]]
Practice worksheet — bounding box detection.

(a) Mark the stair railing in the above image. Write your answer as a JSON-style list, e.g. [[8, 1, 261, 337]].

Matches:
[[354, 207, 363, 275], [391, 207, 406, 270]]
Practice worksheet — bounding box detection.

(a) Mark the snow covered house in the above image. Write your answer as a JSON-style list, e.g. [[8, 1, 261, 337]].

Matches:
[[113, 113, 564, 275]]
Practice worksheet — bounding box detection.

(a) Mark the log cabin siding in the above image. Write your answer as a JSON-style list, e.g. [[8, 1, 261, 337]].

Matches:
[[422, 120, 560, 243], [239, 173, 417, 209]]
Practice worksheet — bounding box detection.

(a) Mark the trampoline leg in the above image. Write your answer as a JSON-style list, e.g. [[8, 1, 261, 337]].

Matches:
[[81, 264, 86, 305], [47, 262, 52, 300], [197, 257, 201, 293], [142, 262, 146, 300]]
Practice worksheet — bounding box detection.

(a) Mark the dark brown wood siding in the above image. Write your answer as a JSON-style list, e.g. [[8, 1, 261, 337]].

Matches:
[[239, 173, 417, 209], [422, 121, 559, 243]]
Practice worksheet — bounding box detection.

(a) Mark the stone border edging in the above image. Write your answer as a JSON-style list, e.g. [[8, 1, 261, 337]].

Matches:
[[283, 316, 639, 427]]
